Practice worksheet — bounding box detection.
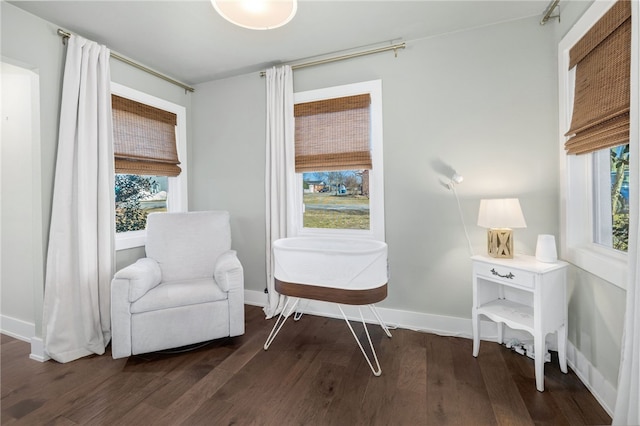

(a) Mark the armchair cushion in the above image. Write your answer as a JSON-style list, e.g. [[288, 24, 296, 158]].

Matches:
[[145, 211, 231, 283], [130, 278, 228, 314]]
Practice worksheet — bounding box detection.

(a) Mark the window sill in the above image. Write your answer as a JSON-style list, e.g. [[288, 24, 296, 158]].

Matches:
[[115, 230, 146, 251], [563, 243, 627, 290]]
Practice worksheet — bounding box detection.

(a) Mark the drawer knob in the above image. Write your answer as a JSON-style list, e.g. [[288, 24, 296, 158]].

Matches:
[[490, 268, 515, 279]]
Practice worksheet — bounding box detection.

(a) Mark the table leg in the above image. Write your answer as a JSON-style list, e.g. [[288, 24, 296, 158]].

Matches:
[[497, 322, 504, 345], [558, 325, 568, 374], [472, 308, 480, 357], [534, 333, 545, 392]]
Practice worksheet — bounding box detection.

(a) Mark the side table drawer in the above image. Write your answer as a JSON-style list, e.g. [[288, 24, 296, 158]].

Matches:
[[475, 263, 535, 289]]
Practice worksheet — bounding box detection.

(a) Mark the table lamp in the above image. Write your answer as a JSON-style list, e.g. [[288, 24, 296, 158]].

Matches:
[[477, 198, 527, 259]]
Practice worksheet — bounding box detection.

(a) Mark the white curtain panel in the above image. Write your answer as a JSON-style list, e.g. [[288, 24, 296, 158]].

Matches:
[[264, 65, 295, 319], [42, 35, 115, 363], [613, 182, 640, 423], [613, 138, 640, 425], [613, 1, 640, 421]]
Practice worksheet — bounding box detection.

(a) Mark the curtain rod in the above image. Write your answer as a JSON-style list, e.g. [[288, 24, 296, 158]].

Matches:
[[57, 29, 195, 93], [540, 0, 561, 25], [260, 42, 406, 77]]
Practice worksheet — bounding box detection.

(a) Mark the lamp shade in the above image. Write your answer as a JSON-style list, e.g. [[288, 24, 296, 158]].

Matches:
[[477, 198, 527, 229], [212, 0, 297, 30]]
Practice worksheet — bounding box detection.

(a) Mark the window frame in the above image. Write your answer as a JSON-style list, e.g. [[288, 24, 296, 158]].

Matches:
[[111, 83, 188, 250], [558, 0, 633, 289], [291, 80, 385, 241]]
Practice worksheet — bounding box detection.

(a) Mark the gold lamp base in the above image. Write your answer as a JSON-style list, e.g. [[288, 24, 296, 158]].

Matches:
[[487, 228, 514, 258]]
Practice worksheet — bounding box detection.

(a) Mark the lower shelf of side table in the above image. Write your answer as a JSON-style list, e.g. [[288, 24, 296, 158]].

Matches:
[[477, 299, 534, 334]]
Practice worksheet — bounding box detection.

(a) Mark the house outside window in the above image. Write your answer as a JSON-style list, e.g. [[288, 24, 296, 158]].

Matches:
[[302, 170, 370, 230], [291, 80, 385, 241], [111, 83, 187, 250]]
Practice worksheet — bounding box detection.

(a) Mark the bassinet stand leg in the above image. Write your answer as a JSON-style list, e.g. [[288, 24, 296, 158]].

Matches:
[[369, 304, 392, 338], [338, 305, 384, 377], [264, 297, 300, 350]]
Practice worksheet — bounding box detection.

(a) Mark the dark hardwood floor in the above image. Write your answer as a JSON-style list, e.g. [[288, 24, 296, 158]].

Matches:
[[2, 305, 611, 425]]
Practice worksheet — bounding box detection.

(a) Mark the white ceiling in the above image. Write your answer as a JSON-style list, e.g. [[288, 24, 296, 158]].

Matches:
[[10, 1, 551, 85]]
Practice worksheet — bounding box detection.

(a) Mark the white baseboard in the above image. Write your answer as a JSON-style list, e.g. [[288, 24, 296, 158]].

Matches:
[[244, 289, 269, 308], [1, 314, 34, 342], [245, 290, 545, 342], [245, 289, 475, 337], [1, 314, 48, 362], [244, 289, 616, 415], [566, 340, 616, 417], [29, 337, 49, 362]]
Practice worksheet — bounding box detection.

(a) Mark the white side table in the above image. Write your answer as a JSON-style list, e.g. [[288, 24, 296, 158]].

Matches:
[[471, 254, 569, 392]]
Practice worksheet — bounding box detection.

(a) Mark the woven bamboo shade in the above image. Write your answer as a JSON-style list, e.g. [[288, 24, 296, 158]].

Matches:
[[112, 95, 181, 176], [294, 94, 372, 172], [564, 0, 631, 155]]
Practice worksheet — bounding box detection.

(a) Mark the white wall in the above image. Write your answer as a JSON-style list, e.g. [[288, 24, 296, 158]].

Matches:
[[193, 16, 559, 315], [190, 72, 267, 295], [1, 61, 42, 340]]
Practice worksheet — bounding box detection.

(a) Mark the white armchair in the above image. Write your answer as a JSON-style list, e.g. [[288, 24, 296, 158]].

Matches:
[[111, 211, 244, 359]]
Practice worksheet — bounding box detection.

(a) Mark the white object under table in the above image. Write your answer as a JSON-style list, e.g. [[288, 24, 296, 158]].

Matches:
[[471, 254, 569, 392]]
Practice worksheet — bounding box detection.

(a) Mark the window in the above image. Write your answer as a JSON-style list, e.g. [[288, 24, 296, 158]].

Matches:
[[559, 0, 633, 288], [593, 144, 630, 252], [115, 174, 168, 233], [302, 170, 370, 230], [111, 83, 187, 250], [291, 80, 384, 241]]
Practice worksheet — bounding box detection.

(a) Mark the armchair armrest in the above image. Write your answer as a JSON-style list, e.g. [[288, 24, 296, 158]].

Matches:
[[113, 257, 162, 302], [214, 250, 245, 337], [214, 250, 244, 292]]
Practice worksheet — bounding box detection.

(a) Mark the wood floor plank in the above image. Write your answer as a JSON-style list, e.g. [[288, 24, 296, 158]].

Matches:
[[156, 367, 235, 426], [63, 374, 169, 424], [357, 328, 427, 425], [114, 401, 165, 425], [271, 358, 345, 425], [394, 329, 427, 394], [2, 354, 125, 424], [157, 330, 268, 425], [181, 312, 321, 424], [477, 341, 535, 426], [300, 314, 354, 367], [322, 335, 379, 425], [500, 347, 570, 425], [425, 332, 461, 425], [449, 336, 501, 425], [0, 305, 611, 426], [140, 345, 235, 409]]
